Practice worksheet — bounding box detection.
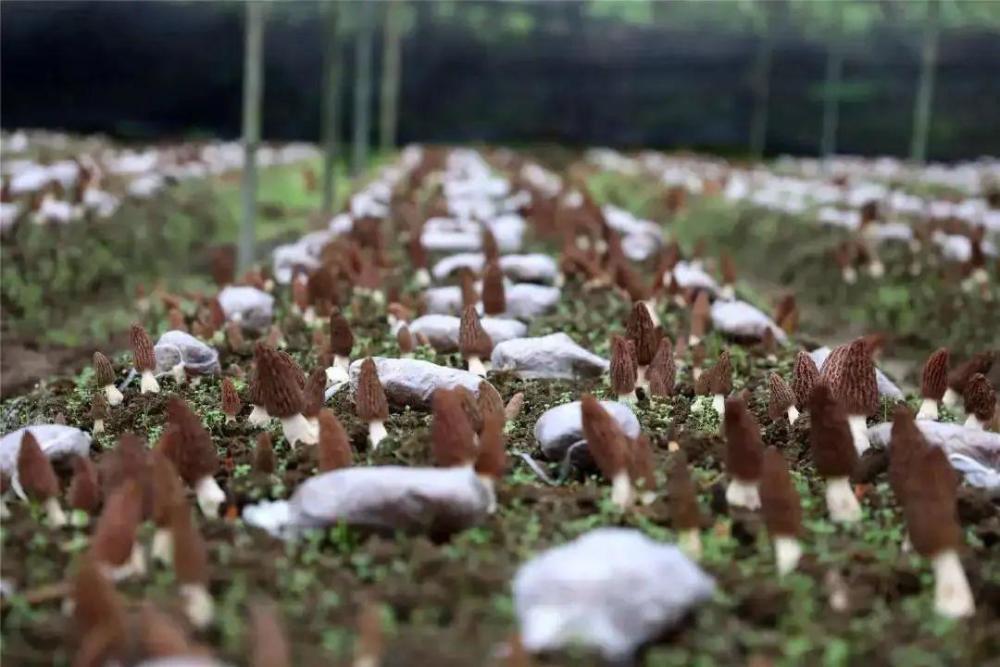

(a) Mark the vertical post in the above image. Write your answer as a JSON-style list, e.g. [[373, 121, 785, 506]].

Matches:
[[820, 42, 844, 159], [239, 2, 266, 274], [379, 0, 403, 153], [321, 2, 340, 216], [352, 0, 375, 176], [910, 0, 940, 164], [748, 26, 773, 160]]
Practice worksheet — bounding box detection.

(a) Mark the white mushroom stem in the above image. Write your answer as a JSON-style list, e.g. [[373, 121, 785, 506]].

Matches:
[[725, 478, 761, 510], [281, 413, 319, 446], [712, 394, 726, 418], [610, 470, 634, 510], [786, 405, 800, 426], [842, 267, 857, 284], [774, 535, 802, 576], [103, 541, 146, 582], [43, 497, 67, 528], [326, 364, 350, 387], [194, 476, 225, 517], [103, 383, 124, 407], [93, 419, 105, 435], [868, 259, 885, 279], [636, 366, 648, 389], [303, 307, 317, 326], [963, 414, 985, 431], [688, 334, 701, 347], [916, 398, 939, 421], [825, 476, 861, 523], [692, 367, 703, 382], [467, 355, 487, 377], [720, 284, 736, 301], [368, 420, 388, 450], [151, 527, 173, 565], [334, 354, 350, 373], [139, 369, 161, 394], [180, 583, 215, 629], [617, 391, 637, 404], [247, 404, 271, 427], [932, 550, 975, 618], [477, 474, 497, 514], [171, 362, 186, 385], [678, 529, 702, 561], [415, 267, 431, 287], [637, 489, 657, 506], [942, 387, 961, 409], [847, 414, 871, 455], [226, 415, 236, 425], [0, 497, 9, 521]]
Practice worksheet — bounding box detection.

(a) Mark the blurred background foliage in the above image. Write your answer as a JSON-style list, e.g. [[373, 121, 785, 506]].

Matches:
[[2, 0, 999, 160]]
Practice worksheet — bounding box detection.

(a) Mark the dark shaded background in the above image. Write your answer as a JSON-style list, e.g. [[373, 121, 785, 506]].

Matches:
[[2, 0, 999, 159]]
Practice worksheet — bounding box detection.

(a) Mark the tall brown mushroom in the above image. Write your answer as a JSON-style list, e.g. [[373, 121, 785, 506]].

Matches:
[[221, 377, 242, 424], [130, 323, 161, 394], [93, 351, 123, 406], [625, 302, 658, 387], [459, 305, 493, 377], [609, 335, 638, 403], [68, 455, 101, 515], [767, 373, 799, 425], [821, 338, 877, 454], [17, 430, 66, 526], [161, 397, 224, 516], [482, 260, 506, 316], [916, 348, 949, 420], [356, 358, 390, 449], [581, 394, 633, 509], [759, 447, 803, 575], [317, 409, 353, 473], [667, 451, 702, 559], [646, 337, 676, 398], [256, 344, 317, 446], [808, 382, 861, 523], [171, 502, 213, 628], [326, 309, 354, 384], [723, 396, 764, 510]]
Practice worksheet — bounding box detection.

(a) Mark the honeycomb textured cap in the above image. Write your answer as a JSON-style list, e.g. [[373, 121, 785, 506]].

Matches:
[[90, 479, 142, 566], [580, 394, 629, 481], [482, 260, 506, 316], [767, 373, 796, 421], [356, 358, 389, 421], [93, 352, 116, 387], [625, 301, 658, 366], [667, 451, 701, 531], [947, 351, 993, 394], [904, 446, 961, 557], [646, 337, 676, 397], [760, 447, 802, 538], [329, 309, 355, 357], [256, 345, 306, 418], [792, 352, 820, 409], [458, 305, 494, 358], [163, 397, 219, 485], [709, 350, 733, 395], [920, 347, 950, 401], [963, 373, 996, 421], [723, 396, 764, 482], [610, 335, 638, 395], [16, 430, 59, 501], [317, 409, 353, 472], [68, 455, 101, 514], [430, 388, 477, 467], [888, 405, 927, 504], [807, 382, 858, 478], [129, 323, 156, 371]]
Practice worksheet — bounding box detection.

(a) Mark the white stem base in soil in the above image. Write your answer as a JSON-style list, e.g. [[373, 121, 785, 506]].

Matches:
[[225, 415, 236, 425], [103, 383, 124, 407], [281, 413, 319, 446], [678, 529, 702, 560], [636, 366, 648, 390], [774, 536, 802, 576], [181, 583, 215, 629], [847, 414, 871, 455], [190, 376, 202, 388], [0, 498, 8, 521], [932, 550, 975, 618], [963, 414, 985, 431], [942, 387, 961, 409], [195, 475, 225, 518], [415, 267, 431, 287], [916, 398, 939, 421], [303, 307, 317, 326], [726, 478, 761, 510], [467, 356, 487, 377], [139, 369, 160, 394], [692, 367, 703, 382], [326, 364, 350, 387], [610, 470, 634, 510], [901, 532, 912, 554], [786, 405, 800, 426], [171, 362, 186, 386], [43, 497, 67, 528], [368, 420, 388, 450], [825, 476, 861, 523], [688, 334, 701, 348], [617, 391, 637, 405], [151, 527, 173, 565], [842, 267, 857, 284], [868, 259, 885, 279], [247, 404, 271, 427], [720, 285, 736, 301], [637, 489, 657, 506], [478, 475, 498, 514], [103, 542, 146, 581], [712, 394, 726, 419], [93, 419, 105, 435], [642, 299, 660, 327]]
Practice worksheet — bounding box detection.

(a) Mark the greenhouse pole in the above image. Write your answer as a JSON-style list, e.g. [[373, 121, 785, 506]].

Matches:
[[819, 18, 843, 159], [321, 3, 341, 216], [379, 0, 403, 153], [239, 2, 266, 274], [910, 0, 940, 164], [352, 0, 375, 176], [748, 21, 774, 160]]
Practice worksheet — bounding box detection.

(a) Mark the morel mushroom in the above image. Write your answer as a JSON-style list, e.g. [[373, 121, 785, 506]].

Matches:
[[808, 382, 861, 523], [326, 309, 355, 385], [130, 323, 160, 394], [89, 479, 144, 580], [317, 409, 353, 472], [161, 397, 225, 517], [475, 409, 507, 513], [396, 324, 415, 357], [821, 339, 878, 455], [904, 446, 974, 618], [17, 430, 66, 527], [723, 396, 764, 509], [688, 290, 711, 346], [504, 392, 525, 423], [625, 302, 658, 387], [221, 377, 242, 424], [792, 351, 820, 409], [708, 350, 733, 418], [482, 259, 506, 316], [646, 337, 676, 397], [91, 391, 110, 435], [93, 351, 123, 406], [581, 394, 633, 509], [247, 366, 270, 427], [256, 344, 316, 446], [760, 447, 803, 575], [302, 367, 327, 433], [667, 451, 702, 559], [431, 388, 477, 468], [888, 405, 927, 507], [68, 455, 101, 515], [254, 432, 276, 475], [917, 348, 949, 421], [71, 556, 128, 664], [250, 601, 292, 667], [170, 502, 213, 628], [943, 351, 992, 408], [767, 373, 799, 425], [610, 335, 638, 403], [357, 358, 390, 449], [151, 449, 185, 565], [459, 305, 493, 377], [963, 373, 996, 430]]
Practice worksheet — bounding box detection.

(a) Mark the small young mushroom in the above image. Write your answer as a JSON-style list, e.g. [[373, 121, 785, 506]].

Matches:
[[356, 358, 390, 449], [707, 350, 733, 418], [767, 373, 799, 425], [161, 397, 225, 517], [250, 601, 292, 667], [317, 409, 353, 473], [396, 324, 415, 357], [475, 410, 507, 513], [221, 377, 242, 424], [723, 395, 764, 510], [91, 391, 110, 435], [504, 392, 525, 423], [760, 447, 803, 575], [581, 394, 633, 510], [792, 351, 820, 410], [170, 502, 213, 628], [302, 367, 327, 434], [625, 302, 658, 388], [254, 432, 276, 475], [225, 321, 245, 352], [257, 345, 316, 446], [904, 446, 975, 618], [130, 323, 160, 394], [68, 455, 101, 516], [151, 449, 185, 565], [17, 430, 67, 527], [688, 290, 711, 346], [431, 388, 477, 468], [628, 433, 657, 505], [459, 305, 494, 377], [327, 309, 354, 385], [482, 259, 507, 316], [459, 268, 479, 309], [963, 373, 996, 430], [917, 348, 949, 420], [99, 433, 154, 522], [943, 351, 993, 408], [477, 381, 506, 432], [89, 479, 144, 580], [808, 382, 861, 523], [821, 339, 877, 455], [482, 226, 500, 263], [93, 351, 123, 406], [667, 451, 702, 559], [610, 335, 638, 403], [646, 337, 676, 398], [719, 251, 737, 300]]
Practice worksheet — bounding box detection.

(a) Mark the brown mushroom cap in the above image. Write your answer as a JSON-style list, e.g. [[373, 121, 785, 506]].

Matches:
[[170, 503, 209, 585], [767, 373, 796, 421], [430, 388, 477, 467], [920, 348, 950, 401], [964, 373, 996, 421], [129, 323, 157, 372], [161, 397, 219, 485], [792, 351, 820, 409], [628, 434, 657, 494], [221, 377, 242, 419], [100, 432, 154, 519], [90, 479, 142, 566], [481, 260, 506, 316], [667, 451, 701, 531], [93, 351, 116, 387], [151, 450, 185, 528], [90, 391, 110, 421], [948, 351, 993, 395], [458, 305, 493, 359], [610, 335, 638, 395], [689, 290, 711, 339], [723, 396, 764, 482], [474, 410, 507, 479], [356, 358, 389, 421], [477, 381, 505, 431], [904, 446, 961, 557], [329, 309, 355, 357], [68, 455, 101, 514], [459, 269, 478, 309], [625, 302, 658, 366], [709, 350, 733, 395], [760, 447, 802, 538], [581, 394, 628, 481], [317, 409, 353, 472], [17, 430, 59, 501], [396, 325, 415, 354], [255, 345, 306, 418], [254, 432, 276, 475], [71, 556, 127, 648], [888, 405, 928, 505], [646, 338, 676, 398], [822, 339, 878, 416], [807, 382, 858, 479], [482, 226, 500, 263], [302, 368, 327, 418]]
